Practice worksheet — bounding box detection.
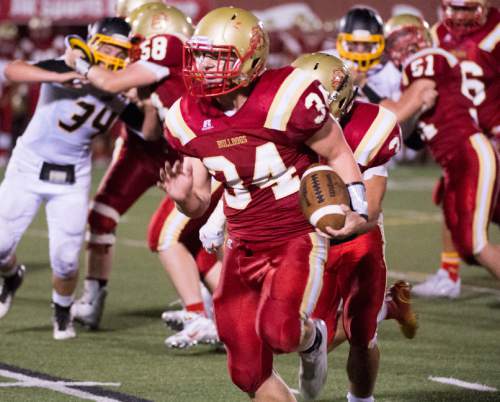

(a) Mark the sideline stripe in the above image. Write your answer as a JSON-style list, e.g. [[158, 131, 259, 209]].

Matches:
[[429, 376, 498, 392], [0, 363, 151, 402]]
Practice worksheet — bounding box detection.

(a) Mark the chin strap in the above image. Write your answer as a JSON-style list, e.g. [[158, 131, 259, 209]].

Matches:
[[346, 182, 368, 220]]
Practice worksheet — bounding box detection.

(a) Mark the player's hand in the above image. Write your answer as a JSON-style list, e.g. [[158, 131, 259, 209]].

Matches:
[[199, 222, 225, 253], [316, 204, 367, 240], [157, 160, 194, 202], [64, 47, 85, 69], [421, 88, 438, 112], [57, 71, 85, 85]]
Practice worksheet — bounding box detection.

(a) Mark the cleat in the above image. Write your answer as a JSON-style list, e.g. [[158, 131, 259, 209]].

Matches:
[[299, 319, 328, 401], [53, 303, 76, 340], [387, 280, 418, 339], [412, 268, 461, 299], [161, 309, 203, 331], [0, 265, 26, 319], [72, 279, 107, 329], [164, 315, 219, 349]]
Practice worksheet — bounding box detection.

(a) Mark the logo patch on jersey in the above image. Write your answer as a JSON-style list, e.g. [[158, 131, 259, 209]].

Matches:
[[202, 119, 214, 131], [217, 135, 248, 149]]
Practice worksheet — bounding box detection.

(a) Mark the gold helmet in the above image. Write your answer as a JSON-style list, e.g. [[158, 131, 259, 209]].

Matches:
[[87, 17, 132, 70], [336, 7, 385, 72], [292, 53, 355, 120], [441, 0, 489, 36], [129, 2, 194, 42], [385, 14, 432, 68], [183, 6, 269, 97], [115, 0, 158, 20]]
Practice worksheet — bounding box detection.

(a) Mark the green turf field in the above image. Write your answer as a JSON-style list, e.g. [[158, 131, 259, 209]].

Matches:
[[0, 164, 499, 402]]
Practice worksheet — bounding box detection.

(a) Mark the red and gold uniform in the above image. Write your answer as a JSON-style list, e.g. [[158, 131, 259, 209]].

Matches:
[[165, 66, 330, 393], [402, 47, 499, 263], [315, 101, 401, 346], [432, 8, 500, 136]]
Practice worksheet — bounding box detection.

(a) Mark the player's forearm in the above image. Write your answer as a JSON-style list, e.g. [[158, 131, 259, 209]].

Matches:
[[5, 60, 61, 84], [383, 79, 434, 123], [360, 175, 386, 232], [86, 66, 126, 94], [327, 143, 363, 184], [175, 192, 210, 218]]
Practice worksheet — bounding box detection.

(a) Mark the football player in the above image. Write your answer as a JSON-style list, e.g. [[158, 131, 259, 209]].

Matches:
[[0, 17, 139, 340], [293, 53, 415, 402], [411, 0, 499, 298], [159, 6, 369, 401], [327, 7, 439, 165], [386, 16, 500, 282], [65, 2, 222, 347]]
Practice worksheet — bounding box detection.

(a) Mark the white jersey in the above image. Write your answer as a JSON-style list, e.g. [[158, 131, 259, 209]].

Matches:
[[322, 48, 402, 102], [12, 60, 128, 179], [364, 61, 402, 101]]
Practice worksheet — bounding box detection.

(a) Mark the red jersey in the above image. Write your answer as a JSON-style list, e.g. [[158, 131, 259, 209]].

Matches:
[[165, 66, 329, 242], [341, 101, 401, 172], [432, 8, 500, 135], [138, 34, 187, 119], [402, 48, 482, 166]]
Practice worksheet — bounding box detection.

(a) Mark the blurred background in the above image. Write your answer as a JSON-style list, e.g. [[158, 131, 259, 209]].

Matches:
[[0, 0, 499, 167]]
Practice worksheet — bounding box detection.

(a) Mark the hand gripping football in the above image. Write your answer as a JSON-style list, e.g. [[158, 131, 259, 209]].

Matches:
[[300, 164, 350, 232]]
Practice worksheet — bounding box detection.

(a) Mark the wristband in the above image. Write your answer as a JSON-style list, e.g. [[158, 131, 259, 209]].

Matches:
[[346, 182, 368, 220], [75, 58, 91, 77]]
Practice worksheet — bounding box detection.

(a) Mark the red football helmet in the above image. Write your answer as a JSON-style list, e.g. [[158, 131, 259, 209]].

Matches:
[[384, 14, 432, 68], [441, 0, 489, 36]]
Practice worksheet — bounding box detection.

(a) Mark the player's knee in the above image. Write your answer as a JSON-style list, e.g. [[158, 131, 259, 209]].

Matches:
[[228, 364, 268, 394], [88, 208, 118, 234], [87, 209, 118, 250], [258, 301, 301, 353], [51, 242, 80, 279]]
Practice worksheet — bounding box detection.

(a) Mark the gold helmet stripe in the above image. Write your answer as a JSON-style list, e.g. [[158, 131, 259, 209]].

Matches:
[[264, 69, 317, 131], [353, 106, 397, 166]]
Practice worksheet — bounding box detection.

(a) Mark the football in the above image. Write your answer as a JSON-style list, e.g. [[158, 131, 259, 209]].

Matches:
[[300, 164, 350, 232]]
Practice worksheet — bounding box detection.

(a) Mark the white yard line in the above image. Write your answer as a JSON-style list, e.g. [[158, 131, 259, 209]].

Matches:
[[429, 376, 498, 392], [0, 369, 122, 401]]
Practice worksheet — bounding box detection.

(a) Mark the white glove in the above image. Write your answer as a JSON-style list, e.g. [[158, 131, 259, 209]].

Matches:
[[199, 224, 225, 254], [199, 198, 225, 253]]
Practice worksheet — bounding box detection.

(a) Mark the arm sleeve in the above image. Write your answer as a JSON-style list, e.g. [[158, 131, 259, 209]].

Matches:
[[118, 102, 145, 133], [136, 60, 170, 81], [34, 58, 73, 73], [285, 79, 329, 143]]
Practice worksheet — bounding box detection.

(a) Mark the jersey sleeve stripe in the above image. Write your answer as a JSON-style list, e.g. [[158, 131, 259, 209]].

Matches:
[[264, 69, 316, 131], [353, 106, 398, 166], [479, 22, 500, 52], [165, 98, 196, 145], [299, 233, 328, 318], [470, 133, 497, 254]]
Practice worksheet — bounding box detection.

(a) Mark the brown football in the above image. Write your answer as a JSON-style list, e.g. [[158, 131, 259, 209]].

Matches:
[[300, 164, 350, 232]]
